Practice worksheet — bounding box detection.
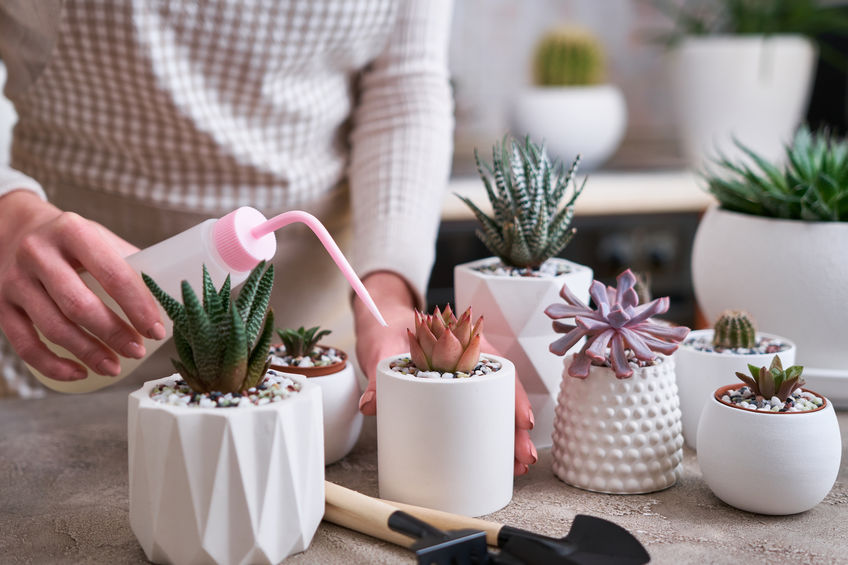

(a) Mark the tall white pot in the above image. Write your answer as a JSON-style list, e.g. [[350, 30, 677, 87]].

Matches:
[[128, 375, 325, 565], [311, 363, 363, 465], [670, 35, 816, 168], [455, 257, 593, 448], [552, 354, 683, 494]]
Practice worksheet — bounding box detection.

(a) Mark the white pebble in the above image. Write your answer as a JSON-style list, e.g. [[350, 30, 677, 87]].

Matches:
[[441, 372, 454, 379]]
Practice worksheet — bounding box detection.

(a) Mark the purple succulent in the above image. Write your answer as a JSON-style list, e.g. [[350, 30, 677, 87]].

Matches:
[[544, 269, 690, 379]]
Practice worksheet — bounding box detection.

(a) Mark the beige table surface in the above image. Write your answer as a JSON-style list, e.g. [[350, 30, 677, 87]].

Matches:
[[1, 378, 847, 565]]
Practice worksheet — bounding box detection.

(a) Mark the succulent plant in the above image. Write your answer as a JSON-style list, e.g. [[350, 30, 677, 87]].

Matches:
[[735, 355, 805, 402], [407, 305, 483, 374], [276, 326, 331, 358], [142, 262, 275, 394], [533, 26, 606, 86], [704, 126, 848, 221], [712, 310, 756, 349], [457, 135, 585, 269], [545, 269, 690, 379]]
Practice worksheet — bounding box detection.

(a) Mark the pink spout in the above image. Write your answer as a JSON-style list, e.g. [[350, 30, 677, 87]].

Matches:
[[252, 211, 387, 327]]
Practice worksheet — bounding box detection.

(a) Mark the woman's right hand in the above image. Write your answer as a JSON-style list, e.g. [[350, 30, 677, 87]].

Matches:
[[0, 190, 165, 381]]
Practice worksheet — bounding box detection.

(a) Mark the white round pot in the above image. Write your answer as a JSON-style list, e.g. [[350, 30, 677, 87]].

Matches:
[[692, 206, 848, 374], [128, 375, 325, 565], [675, 329, 796, 450], [697, 384, 841, 515], [670, 35, 816, 168], [454, 257, 593, 449], [552, 354, 683, 494], [376, 354, 515, 517], [511, 84, 627, 171]]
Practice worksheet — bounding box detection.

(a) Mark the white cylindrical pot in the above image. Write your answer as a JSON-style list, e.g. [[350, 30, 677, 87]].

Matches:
[[455, 257, 592, 450], [128, 375, 325, 565], [670, 35, 816, 169], [697, 384, 842, 515], [675, 330, 796, 450], [692, 206, 848, 373], [376, 354, 515, 517], [311, 363, 363, 465], [552, 354, 683, 494], [511, 84, 627, 171]]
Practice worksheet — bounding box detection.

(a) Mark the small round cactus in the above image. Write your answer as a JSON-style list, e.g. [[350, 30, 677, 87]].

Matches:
[[712, 310, 756, 349], [533, 27, 606, 86]]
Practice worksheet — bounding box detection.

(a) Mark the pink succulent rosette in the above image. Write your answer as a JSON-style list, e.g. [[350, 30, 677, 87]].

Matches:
[[407, 305, 483, 373]]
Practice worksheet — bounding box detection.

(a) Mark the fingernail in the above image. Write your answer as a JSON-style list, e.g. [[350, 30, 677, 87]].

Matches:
[[122, 341, 146, 358], [358, 390, 375, 411], [96, 358, 121, 376], [147, 322, 165, 340], [530, 443, 538, 464], [527, 408, 535, 430]]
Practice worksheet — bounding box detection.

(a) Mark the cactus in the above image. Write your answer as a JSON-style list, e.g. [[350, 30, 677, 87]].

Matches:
[[276, 326, 332, 358], [735, 355, 805, 402], [712, 310, 756, 349], [407, 305, 483, 374], [533, 27, 606, 86]]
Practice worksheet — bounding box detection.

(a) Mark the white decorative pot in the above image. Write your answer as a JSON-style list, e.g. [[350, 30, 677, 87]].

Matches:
[[697, 384, 842, 515], [454, 257, 593, 449], [376, 354, 515, 517], [128, 375, 325, 565], [511, 84, 627, 171], [670, 35, 816, 168], [675, 329, 796, 450], [691, 206, 848, 377], [552, 354, 683, 494]]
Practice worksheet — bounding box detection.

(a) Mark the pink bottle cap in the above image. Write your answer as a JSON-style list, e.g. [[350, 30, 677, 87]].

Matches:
[[212, 207, 277, 272]]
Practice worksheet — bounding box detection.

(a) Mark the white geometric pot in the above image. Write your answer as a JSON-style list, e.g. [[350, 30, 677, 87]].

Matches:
[[511, 84, 627, 171], [128, 375, 325, 565], [675, 329, 796, 450], [376, 354, 515, 517], [455, 257, 592, 449], [552, 354, 683, 494], [697, 384, 842, 515]]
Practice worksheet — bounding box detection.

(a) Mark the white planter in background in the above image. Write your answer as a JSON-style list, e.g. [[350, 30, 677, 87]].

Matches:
[[311, 363, 363, 465], [675, 329, 796, 450], [511, 84, 627, 171], [376, 354, 515, 517], [454, 257, 593, 449], [128, 375, 325, 565]]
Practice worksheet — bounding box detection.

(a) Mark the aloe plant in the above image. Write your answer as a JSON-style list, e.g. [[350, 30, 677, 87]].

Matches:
[[533, 27, 606, 86], [276, 326, 331, 358], [735, 355, 805, 401], [407, 305, 483, 374], [142, 262, 275, 394]]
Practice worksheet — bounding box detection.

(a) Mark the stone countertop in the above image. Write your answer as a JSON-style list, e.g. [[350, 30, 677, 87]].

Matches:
[[1, 382, 847, 565]]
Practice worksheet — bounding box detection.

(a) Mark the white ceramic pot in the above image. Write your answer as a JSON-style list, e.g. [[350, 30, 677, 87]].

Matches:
[[128, 375, 325, 565], [697, 384, 842, 515], [376, 354, 515, 517], [670, 35, 816, 169], [511, 84, 627, 171], [691, 206, 848, 376], [552, 354, 683, 494], [454, 257, 593, 449], [675, 329, 796, 450]]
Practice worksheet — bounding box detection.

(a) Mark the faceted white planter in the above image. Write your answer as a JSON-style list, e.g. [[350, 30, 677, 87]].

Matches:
[[376, 354, 515, 517], [675, 329, 796, 450], [552, 354, 683, 494], [455, 257, 593, 449], [128, 375, 325, 565], [698, 384, 841, 515]]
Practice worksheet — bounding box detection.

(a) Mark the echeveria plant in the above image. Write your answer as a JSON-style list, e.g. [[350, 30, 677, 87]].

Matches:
[[407, 305, 482, 374], [736, 355, 805, 402]]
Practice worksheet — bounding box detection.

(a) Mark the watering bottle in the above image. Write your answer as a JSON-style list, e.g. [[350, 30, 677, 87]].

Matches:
[[28, 207, 386, 394]]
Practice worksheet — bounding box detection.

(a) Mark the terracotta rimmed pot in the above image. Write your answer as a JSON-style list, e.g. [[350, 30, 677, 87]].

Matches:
[[376, 353, 515, 517], [697, 384, 841, 515], [270, 346, 363, 465], [128, 374, 325, 565]]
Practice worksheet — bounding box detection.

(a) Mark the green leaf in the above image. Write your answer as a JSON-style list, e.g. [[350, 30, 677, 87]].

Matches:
[[245, 264, 274, 345], [245, 310, 275, 390]]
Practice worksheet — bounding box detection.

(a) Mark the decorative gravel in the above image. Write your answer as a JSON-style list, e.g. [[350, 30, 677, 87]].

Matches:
[[473, 259, 573, 278], [150, 370, 301, 408], [390, 356, 502, 379], [269, 345, 343, 368], [588, 351, 666, 372], [684, 334, 790, 355], [721, 386, 824, 413]]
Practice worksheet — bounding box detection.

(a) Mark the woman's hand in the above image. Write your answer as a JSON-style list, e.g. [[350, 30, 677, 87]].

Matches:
[[0, 190, 164, 381]]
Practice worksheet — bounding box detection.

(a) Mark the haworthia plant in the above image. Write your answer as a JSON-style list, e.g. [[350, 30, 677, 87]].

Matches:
[[276, 326, 332, 358], [735, 355, 805, 402]]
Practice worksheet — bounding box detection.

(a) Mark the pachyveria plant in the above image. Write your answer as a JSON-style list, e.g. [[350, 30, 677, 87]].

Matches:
[[545, 269, 690, 378], [457, 136, 586, 269], [705, 126, 848, 221], [533, 27, 606, 86], [712, 310, 756, 349], [735, 355, 805, 402], [143, 262, 275, 394], [276, 326, 331, 358], [407, 305, 483, 374]]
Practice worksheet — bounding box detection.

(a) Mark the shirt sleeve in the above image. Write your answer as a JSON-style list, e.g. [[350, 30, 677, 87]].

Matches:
[[0, 165, 46, 200], [347, 0, 454, 309]]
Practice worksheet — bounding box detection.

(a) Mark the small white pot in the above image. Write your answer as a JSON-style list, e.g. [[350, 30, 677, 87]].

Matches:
[[675, 329, 796, 450], [697, 384, 842, 515], [511, 84, 627, 171], [376, 354, 515, 517], [454, 257, 592, 449], [552, 354, 683, 494], [128, 375, 325, 565]]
